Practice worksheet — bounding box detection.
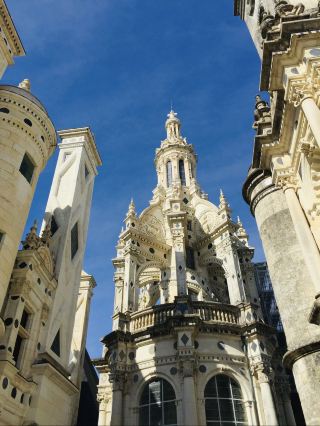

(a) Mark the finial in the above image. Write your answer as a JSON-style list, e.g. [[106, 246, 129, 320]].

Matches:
[[219, 189, 227, 205], [41, 219, 52, 246], [31, 219, 38, 232], [22, 219, 41, 250], [237, 216, 248, 242], [127, 198, 136, 216], [18, 78, 31, 92]]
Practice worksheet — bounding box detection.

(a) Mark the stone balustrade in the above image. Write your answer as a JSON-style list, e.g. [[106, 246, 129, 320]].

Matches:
[[130, 301, 240, 333]]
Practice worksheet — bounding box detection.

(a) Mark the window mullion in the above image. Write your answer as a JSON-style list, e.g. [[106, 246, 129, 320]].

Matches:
[[214, 377, 222, 426], [230, 378, 237, 425]]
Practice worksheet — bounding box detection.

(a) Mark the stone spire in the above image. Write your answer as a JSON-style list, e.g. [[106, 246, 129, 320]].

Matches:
[[124, 198, 138, 229], [219, 189, 232, 219], [22, 220, 41, 250], [41, 219, 52, 246], [165, 110, 181, 140], [237, 216, 248, 245]]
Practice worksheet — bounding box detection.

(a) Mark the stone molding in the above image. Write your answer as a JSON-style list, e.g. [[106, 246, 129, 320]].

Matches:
[[283, 340, 320, 369]]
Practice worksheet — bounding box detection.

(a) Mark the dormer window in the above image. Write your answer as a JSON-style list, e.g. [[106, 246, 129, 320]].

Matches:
[[179, 159, 186, 186]]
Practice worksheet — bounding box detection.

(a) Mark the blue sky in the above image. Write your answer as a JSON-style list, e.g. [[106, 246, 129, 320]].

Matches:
[[7, 0, 264, 358]]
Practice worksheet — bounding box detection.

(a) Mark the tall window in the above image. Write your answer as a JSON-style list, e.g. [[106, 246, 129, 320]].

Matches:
[[179, 159, 186, 186], [166, 161, 173, 187], [13, 308, 31, 367], [19, 153, 35, 184], [139, 378, 177, 426], [186, 246, 195, 270], [205, 375, 247, 426]]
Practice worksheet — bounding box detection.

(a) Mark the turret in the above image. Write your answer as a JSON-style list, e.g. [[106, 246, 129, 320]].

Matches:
[[155, 110, 197, 191], [0, 81, 56, 323]]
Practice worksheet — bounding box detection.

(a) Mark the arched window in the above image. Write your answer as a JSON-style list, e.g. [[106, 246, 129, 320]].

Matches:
[[204, 375, 247, 426], [139, 378, 177, 426], [166, 161, 173, 187], [179, 159, 186, 186]]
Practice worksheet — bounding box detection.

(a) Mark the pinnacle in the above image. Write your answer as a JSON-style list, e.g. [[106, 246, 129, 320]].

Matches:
[[126, 198, 136, 216]]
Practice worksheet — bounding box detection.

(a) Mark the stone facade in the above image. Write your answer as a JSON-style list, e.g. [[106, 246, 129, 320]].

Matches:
[[96, 112, 295, 426], [235, 1, 320, 424]]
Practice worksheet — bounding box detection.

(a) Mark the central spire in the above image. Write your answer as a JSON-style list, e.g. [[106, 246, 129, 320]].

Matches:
[[165, 109, 181, 140]]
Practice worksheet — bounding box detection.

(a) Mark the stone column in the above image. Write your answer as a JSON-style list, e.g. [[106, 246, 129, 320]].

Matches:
[[257, 369, 278, 426], [110, 374, 124, 426], [169, 211, 187, 298], [122, 252, 137, 312], [216, 238, 246, 305], [182, 361, 198, 426], [243, 170, 320, 425], [284, 186, 320, 294], [98, 395, 108, 426], [300, 96, 320, 148]]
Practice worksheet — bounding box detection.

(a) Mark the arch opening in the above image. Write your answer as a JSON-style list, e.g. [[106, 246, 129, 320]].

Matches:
[[204, 374, 247, 426], [139, 378, 177, 426]]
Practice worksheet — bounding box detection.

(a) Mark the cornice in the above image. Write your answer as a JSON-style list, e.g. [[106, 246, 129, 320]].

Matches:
[[0, 0, 25, 56], [58, 127, 102, 169]]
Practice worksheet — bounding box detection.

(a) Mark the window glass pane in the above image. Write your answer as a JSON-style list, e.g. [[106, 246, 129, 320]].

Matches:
[[221, 422, 236, 426], [231, 379, 242, 399], [205, 399, 219, 421], [186, 246, 195, 270], [139, 379, 177, 426], [216, 375, 231, 398], [179, 159, 186, 185], [163, 380, 175, 401], [234, 400, 246, 422], [149, 380, 161, 405], [20, 309, 30, 329], [163, 401, 177, 425], [205, 378, 217, 397], [150, 403, 162, 426], [13, 334, 23, 363], [219, 399, 234, 421], [139, 405, 149, 426], [140, 385, 149, 405], [19, 153, 35, 184]]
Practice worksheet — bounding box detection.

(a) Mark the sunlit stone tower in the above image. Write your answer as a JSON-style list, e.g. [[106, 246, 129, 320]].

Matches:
[[96, 112, 295, 426], [0, 81, 56, 332], [234, 1, 320, 424]]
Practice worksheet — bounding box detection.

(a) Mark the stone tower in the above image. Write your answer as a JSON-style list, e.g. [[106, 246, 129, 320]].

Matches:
[[235, 1, 320, 424], [0, 82, 56, 330], [96, 112, 295, 426], [41, 128, 102, 374], [0, 128, 101, 425]]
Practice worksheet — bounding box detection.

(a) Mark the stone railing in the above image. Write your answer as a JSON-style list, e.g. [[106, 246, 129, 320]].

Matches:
[[130, 300, 240, 333]]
